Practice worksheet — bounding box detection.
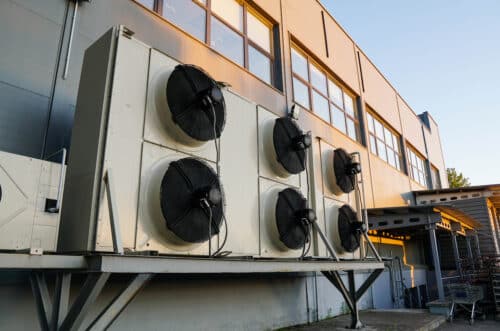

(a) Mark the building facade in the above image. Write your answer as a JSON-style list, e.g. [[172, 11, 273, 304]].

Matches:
[[0, 1, 457, 330]]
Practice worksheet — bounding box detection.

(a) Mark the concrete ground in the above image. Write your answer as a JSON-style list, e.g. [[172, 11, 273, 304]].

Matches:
[[281, 309, 446, 331], [436, 317, 499, 330]]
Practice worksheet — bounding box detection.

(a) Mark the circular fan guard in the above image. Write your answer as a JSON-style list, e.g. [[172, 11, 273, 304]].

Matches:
[[166, 64, 226, 142], [160, 158, 223, 243], [275, 188, 315, 250], [333, 148, 361, 194], [273, 117, 311, 174], [337, 204, 363, 253]]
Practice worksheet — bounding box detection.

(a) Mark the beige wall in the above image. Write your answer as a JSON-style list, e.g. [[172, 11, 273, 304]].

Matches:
[[129, 0, 449, 206]]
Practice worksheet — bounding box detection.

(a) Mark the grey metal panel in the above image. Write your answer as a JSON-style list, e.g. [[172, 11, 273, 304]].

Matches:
[[88, 255, 384, 274], [0, 0, 65, 97], [0, 82, 48, 157], [58, 28, 117, 252], [0, 253, 86, 270], [446, 198, 497, 255]]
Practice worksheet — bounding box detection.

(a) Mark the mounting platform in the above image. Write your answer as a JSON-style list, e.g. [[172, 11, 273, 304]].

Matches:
[[0, 253, 384, 330]]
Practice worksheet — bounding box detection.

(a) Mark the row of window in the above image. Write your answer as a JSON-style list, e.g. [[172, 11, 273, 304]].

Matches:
[[136, 0, 440, 189], [139, 0, 274, 84]]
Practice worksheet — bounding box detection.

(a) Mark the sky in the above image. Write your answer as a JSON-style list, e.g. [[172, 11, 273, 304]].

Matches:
[[322, 0, 500, 185]]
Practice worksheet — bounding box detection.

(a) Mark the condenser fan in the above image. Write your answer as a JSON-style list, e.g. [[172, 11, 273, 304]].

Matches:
[[166, 64, 226, 142], [160, 158, 223, 243], [337, 204, 364, 253], [273, 117, 311, 174], [333, 148, 361, 194], [275, 188, 315, 250]]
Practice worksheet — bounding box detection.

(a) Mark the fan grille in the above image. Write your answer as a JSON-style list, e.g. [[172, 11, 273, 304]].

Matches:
[[160, 158, 223, 243], [166, 64, 226, 142]]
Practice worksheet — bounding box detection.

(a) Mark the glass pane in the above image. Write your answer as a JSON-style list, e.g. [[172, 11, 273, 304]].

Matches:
[[374, 119, 384, 139], [388, 149, 396, 167], [249, 46, 271, 84], [395, 156, 401, 170], [392, 134, 399, 151], [377, 139, 387, 161], [344, 92, 355, 116], [211, 0, 243, 31], [366, 113, 374, 133], [419, 172, 426, 186], [369, 135, 377, 154], [328, 79, 343, 108], [332, 107, 346, 134], [247, 11, 271, 53], [384, 127, 393, 148], [292, 77, 310, 109], [312, 91, 330, 123], [210, 17, 244, 65], [310, 64, 327, 95], [291, 48, 308, 79], [163, 1, 206, 41], [138, 0, 155, 9], [346, 118, 357, 140], [412, 167, 418, 181]]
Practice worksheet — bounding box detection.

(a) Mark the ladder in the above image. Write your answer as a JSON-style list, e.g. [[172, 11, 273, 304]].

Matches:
[[390, 257, 406, 308], [491, 262, 500, 319]]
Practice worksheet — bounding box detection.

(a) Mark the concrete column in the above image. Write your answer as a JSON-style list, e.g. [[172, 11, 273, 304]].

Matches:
[[450, 231, 462, 278], [428, 226, 445, 300]]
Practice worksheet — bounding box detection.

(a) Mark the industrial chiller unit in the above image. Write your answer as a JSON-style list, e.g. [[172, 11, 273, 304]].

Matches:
[[0, 26, 383, 330]]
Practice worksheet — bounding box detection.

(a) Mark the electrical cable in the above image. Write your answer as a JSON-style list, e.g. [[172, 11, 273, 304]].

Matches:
[[207, 97, 230, 257], [300, 131, 312, 259]]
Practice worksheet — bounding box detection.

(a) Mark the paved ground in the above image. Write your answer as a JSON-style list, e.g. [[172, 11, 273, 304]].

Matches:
[[281, 309, 446, 331], [436, 317, 499, 330]]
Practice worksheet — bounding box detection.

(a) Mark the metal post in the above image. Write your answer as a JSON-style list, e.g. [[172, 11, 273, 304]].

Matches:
[[474, 233, 481, 258], [63, 0, 79, 79], [428, 225, 445, 300], [347, 271, 362, 329], [465, 235, 474, 272], [51, 273, 71, 331], [87, 274, 153, 330], [311, 222, 339, 261], [450, 231, 462, 278], [104, 170, 124, 254]]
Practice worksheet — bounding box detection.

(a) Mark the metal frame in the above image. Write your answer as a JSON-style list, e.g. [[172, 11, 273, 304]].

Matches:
[[322, 268, 384, 329], [2, 252, 384, 330]]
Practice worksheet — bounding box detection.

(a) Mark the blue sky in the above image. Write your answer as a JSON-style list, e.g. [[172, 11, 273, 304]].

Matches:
[[322, 0, 500, 185]]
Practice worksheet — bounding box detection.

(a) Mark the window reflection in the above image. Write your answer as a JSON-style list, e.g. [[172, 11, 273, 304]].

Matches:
[[163, 1, 206, 42], [211, 17, 244, 65]]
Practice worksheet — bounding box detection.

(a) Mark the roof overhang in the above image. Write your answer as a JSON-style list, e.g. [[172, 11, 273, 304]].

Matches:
[[413, 184, 500, 209], [367, 204, 481, 237]]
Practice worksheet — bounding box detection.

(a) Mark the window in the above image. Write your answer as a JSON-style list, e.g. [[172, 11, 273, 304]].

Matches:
[[407, 147, 427, 187], [139, 0, 275, 85], [366, 110, 402, 171], [431, 166, 441, 189], [291, 46, 359, 141]]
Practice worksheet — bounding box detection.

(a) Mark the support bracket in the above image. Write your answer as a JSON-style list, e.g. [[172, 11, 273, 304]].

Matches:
[[322, 268, 384, 329]]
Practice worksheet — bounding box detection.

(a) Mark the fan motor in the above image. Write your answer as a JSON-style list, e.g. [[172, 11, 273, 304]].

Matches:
[[272, 117, 311, 175], [275, 188, 314, 250], [166, 64, 226, 142], [160, 158, 223, 244]]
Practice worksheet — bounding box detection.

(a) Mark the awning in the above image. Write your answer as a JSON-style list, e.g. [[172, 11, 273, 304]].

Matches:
[[367, 204, 481, 236]]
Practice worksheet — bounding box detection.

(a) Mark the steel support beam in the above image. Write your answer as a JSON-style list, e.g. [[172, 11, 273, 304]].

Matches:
[[322, 268, 383, 329], [59, 272, 110, 331], [450, 231, 462, 278], [428, 226, 445, 300], [87, 273, 153, 330], [30, 273, 52, 331], [104, 170, 124, 254], [347, 271, 362, 329], [51, 273, 72, 331]]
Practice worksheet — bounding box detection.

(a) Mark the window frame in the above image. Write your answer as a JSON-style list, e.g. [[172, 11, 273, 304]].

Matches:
[[366, 109, 403, 171], [290, 44, 360, 142], [135, 0, 276, 86], [407, 145, 428, 187]]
